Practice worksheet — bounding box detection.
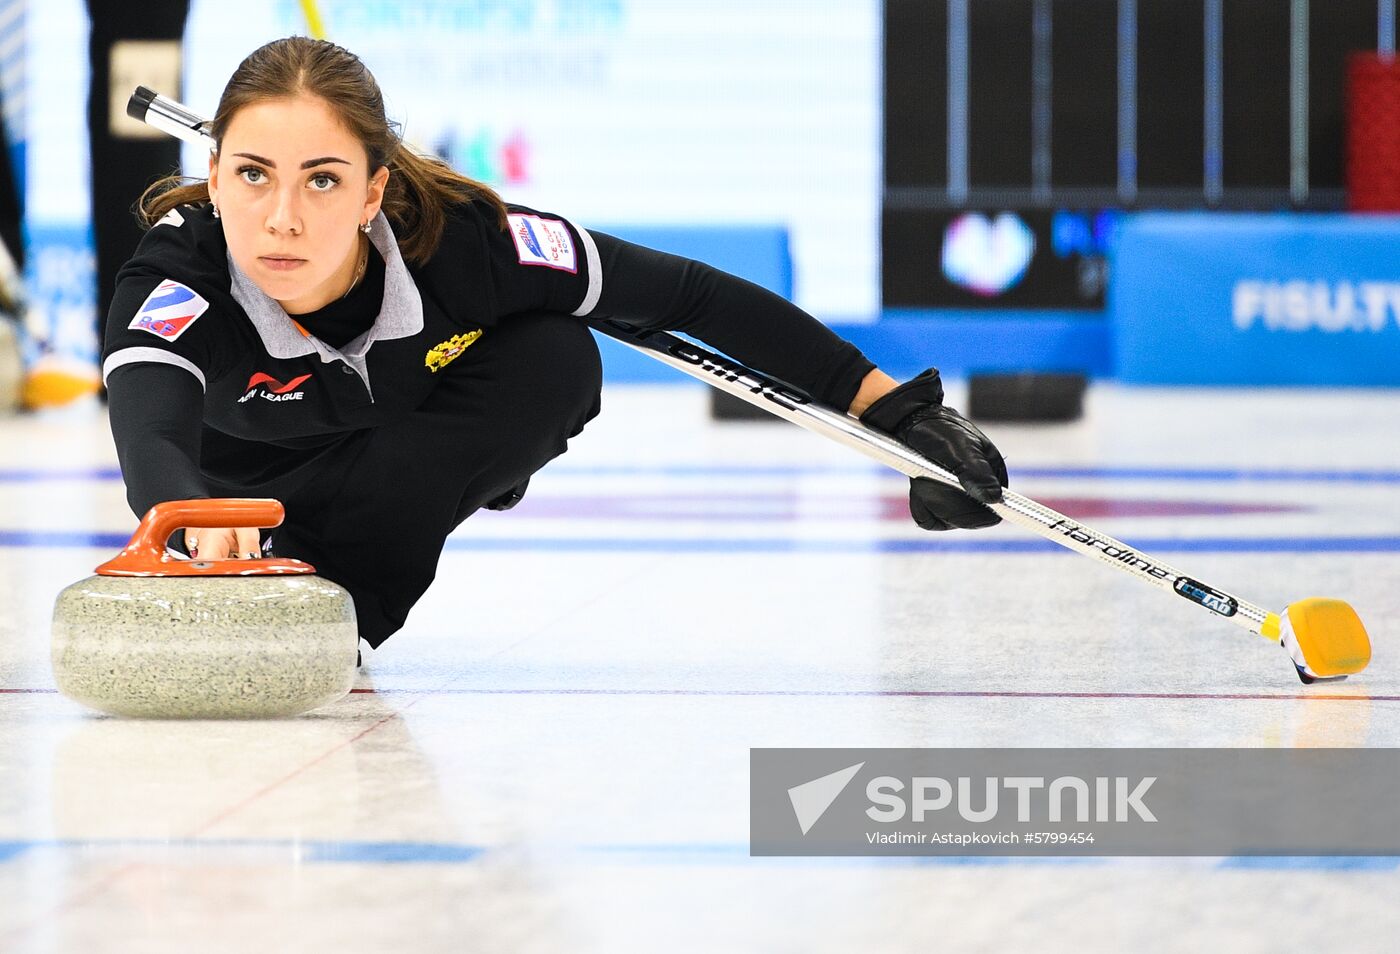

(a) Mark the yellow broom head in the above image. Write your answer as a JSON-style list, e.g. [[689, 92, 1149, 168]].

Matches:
[[1280, 598, 1372, 680]]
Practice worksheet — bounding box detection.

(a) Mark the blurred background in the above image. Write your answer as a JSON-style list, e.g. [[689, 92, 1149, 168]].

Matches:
[[2, 0, 1399, 411]]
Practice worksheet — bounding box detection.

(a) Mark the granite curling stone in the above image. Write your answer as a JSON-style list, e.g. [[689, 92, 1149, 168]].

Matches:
[[52, 499, 358, 719]]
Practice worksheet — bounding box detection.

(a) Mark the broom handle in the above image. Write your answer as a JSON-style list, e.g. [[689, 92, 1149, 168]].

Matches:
[[589, 318, 1278, 642]]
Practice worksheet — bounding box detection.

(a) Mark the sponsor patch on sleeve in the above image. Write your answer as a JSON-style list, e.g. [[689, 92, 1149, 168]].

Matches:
[[128, 280, 210, 342], [506, 214, 578, 273]]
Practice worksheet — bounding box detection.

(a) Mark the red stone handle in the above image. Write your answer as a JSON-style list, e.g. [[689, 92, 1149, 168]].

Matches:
[[95, 498, 317, 577]]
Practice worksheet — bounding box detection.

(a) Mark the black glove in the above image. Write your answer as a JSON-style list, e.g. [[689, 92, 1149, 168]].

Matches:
[[859, 368, 1008, 531]]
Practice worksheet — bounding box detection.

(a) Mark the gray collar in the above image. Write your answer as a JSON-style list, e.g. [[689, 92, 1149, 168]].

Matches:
[[227, 211, 423, 361]]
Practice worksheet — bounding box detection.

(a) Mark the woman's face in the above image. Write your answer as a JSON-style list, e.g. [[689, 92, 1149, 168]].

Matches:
[[208, 94, 389, 315]]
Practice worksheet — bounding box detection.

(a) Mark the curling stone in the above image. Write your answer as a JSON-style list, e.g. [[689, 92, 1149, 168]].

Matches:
[[52, 499, 358, 718]]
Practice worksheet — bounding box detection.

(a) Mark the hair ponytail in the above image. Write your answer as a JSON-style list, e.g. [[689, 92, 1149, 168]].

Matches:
[[138, 177, 211, 226], [379, 143, 507, 264]]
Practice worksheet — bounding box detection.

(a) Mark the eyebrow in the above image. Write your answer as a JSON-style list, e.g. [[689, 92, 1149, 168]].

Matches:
[[231, 152, 352, 169]]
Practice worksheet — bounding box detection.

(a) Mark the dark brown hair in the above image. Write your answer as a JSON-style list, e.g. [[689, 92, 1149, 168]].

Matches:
[[139, 36, 508, 265]]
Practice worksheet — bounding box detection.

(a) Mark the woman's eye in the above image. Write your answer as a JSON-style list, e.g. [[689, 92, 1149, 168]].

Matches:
[[237, 166, 265, 184], [309, 173, 338, 191]]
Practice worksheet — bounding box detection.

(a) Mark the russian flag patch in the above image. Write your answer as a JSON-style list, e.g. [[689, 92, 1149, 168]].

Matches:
[[129, 280, 210, 342], [507, 214, 577, 273]]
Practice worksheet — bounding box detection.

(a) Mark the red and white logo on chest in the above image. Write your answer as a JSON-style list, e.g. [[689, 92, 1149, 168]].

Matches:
[[239, 371, 312, 404]]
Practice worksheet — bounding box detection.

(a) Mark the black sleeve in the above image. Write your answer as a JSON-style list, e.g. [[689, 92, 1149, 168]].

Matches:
[[106, 361, 209, 519], [469, 204, 876, 410], [101, 272, 223, 379], [475, 205, 601, 318], [585, 231, 876, 410]]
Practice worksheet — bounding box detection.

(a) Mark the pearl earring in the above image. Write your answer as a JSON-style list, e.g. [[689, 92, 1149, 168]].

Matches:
[[360, 221, 371, 234], [211, 204, 220, 219]]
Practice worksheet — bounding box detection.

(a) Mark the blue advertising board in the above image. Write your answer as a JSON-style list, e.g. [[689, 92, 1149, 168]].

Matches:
[[1113, 213, 1400, 386]]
